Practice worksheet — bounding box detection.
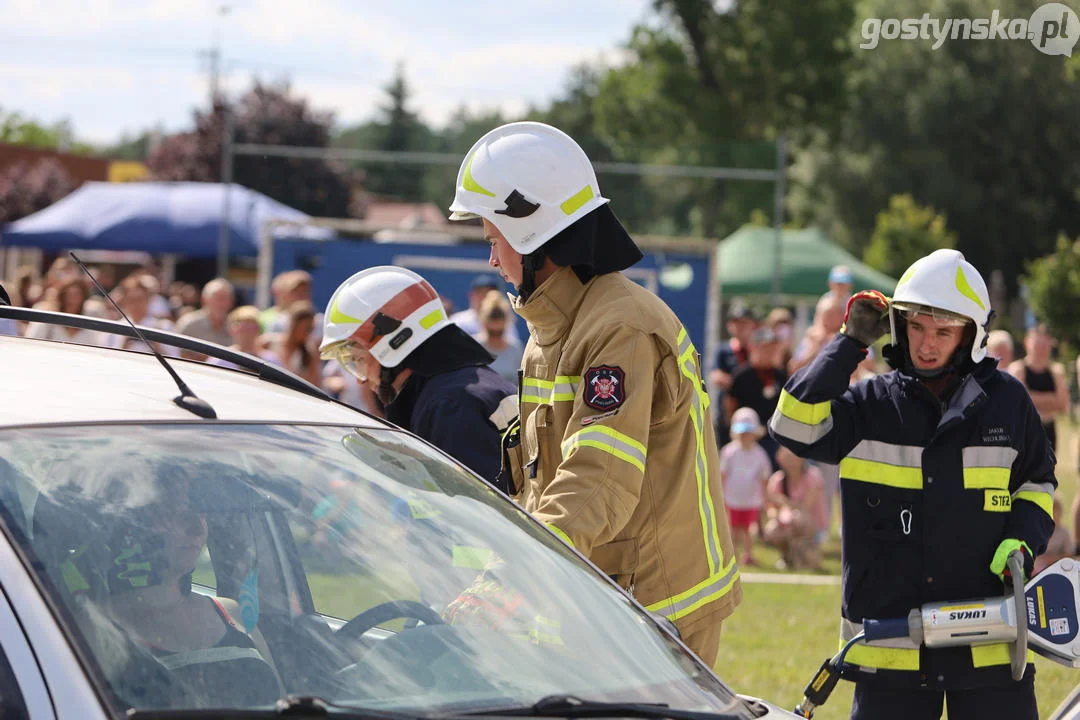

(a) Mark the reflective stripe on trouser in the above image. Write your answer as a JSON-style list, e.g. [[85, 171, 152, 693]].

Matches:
[[770, 389, 834, 445], [644, 329, 736, 621], [561, 426, 647, 473], [1013, 481, 1054, 517], [840, 619, 1032, 672], [521, 376, 580, 405], [840, 440, 924, 490]]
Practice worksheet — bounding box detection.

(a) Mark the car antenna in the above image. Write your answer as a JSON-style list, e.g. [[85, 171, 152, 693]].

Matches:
[[70, 252, 217, 420]]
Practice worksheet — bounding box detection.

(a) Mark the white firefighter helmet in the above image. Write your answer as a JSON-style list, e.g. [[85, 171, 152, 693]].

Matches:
[[319, 266, 449, 371], [448, 121, 609, 255], [889, 249, 992, 364]]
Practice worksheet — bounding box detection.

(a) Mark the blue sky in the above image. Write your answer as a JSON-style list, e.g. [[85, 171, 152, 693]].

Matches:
[[1, 0, 654, 145]]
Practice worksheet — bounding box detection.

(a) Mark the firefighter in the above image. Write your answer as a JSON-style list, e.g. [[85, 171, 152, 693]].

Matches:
[[319, 266, 517, 492], [769, 249, 1055, 720], [447, 121, 741, 665]]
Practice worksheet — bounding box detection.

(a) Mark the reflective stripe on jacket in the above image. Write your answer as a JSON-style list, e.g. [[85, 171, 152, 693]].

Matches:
[[769, 334, 1056, 690], [509, 267, 741, 637]]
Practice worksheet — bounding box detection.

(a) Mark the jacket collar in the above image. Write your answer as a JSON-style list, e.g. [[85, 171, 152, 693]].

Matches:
[[892, 357, 998, 430], [513, 266, 592, 347]]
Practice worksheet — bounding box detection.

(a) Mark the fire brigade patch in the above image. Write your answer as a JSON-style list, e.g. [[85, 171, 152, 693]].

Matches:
[[584, 365, 625, 411]]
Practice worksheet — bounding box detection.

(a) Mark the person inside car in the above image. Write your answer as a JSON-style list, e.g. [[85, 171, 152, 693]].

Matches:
[[101, 468, 282, 706]]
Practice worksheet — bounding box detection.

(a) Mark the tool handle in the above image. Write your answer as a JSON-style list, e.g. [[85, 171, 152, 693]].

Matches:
[[863, 617, 911, 642], [1009, 550, 1028, 681]]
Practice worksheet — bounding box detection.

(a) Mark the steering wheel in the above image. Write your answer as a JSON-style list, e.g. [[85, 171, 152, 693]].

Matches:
[[335, 600, 444, 642]]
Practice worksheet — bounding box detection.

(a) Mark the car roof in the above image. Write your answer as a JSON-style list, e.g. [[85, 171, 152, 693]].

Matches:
[[0, 334, 388, 427]]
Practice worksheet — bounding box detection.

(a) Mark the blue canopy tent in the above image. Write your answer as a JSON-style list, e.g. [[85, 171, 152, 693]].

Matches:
[[0, 181, 330, 257]]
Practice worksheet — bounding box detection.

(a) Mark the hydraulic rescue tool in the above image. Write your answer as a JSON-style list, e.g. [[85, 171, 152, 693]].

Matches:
[[794, 553, 1080, 718]]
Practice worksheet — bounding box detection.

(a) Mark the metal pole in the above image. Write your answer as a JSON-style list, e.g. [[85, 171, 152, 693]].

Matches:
[[771, 133, 787, 305], [230, 143, 782, 183], [217, 105, 235, 278], [256, 220, 275, 309]]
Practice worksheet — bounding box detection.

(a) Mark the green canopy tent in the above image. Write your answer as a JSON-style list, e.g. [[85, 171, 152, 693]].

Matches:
[[718, 225, 898, 298]]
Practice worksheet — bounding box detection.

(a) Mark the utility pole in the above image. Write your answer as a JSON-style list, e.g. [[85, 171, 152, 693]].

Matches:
[[771, 133, 787, 306], [217, 105, 235, 279], [199, 5, 230, 107]]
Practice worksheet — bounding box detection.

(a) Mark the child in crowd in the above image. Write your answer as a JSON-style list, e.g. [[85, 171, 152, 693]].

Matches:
[[719, 407, 772, 567], [764, 446, 827, 571]]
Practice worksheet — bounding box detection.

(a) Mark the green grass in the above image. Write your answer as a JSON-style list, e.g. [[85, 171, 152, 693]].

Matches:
[[715, 417, 1080, 718]]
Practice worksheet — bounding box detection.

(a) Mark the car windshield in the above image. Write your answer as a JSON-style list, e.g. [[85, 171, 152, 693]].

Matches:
[[0, 423, 750, 717]]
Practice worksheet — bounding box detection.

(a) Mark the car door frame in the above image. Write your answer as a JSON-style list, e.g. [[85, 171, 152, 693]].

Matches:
[[0, 529, 106, 720]]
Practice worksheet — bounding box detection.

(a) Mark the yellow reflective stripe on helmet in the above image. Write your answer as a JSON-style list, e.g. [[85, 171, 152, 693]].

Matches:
[[843, 643, 921, 671], [329, 298, 364, 325], [560, 184, 594, 215], [971, 643, 1034, 668], [1014, 482, 1054, 517], [645, 556, 739, 622], [462, 152, 495, 198], [561, 426, 647, 474], [677, 327, 724, 576], [545, 523, 574, 548], [955, 265, 986, 310], [897, 264, 917, 288], [962, 446, 1017, 489], [419, 308, 445, 330], [840, 440, 924, 490], [452, 545, 494, 570], [777, 389, 831, 425]]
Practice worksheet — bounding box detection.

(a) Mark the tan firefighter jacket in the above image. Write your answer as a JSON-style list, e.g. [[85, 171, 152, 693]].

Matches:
[[505, 266, 742, 638]]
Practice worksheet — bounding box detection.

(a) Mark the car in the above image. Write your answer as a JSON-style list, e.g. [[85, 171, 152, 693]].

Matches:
[[0, 302, 800, 719]]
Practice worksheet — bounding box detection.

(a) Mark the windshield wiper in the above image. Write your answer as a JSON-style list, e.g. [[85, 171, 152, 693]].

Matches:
[[448, 694, 743, 720], [127, 694, 420, 719]]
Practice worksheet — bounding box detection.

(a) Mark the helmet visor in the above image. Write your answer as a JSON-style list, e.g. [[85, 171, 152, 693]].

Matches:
[[321, 341, 371, 383], [893, 302, 971, 327]]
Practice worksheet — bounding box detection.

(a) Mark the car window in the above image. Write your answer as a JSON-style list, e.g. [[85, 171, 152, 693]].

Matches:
[[0, 424, 752, 718]]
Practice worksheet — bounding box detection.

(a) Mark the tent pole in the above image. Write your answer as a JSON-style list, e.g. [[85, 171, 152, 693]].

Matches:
[[771, 133, 786, 305]]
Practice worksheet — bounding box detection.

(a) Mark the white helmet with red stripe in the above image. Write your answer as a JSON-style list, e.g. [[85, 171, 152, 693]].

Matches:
[[319, 266, 449, 369]]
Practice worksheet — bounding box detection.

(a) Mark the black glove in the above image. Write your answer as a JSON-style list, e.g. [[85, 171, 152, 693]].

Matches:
[[841, 290, 891, 347]]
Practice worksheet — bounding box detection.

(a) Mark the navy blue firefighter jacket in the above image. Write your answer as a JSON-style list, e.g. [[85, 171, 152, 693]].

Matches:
[[768, 334, 1056, 690], [387, 365, 518, 492]]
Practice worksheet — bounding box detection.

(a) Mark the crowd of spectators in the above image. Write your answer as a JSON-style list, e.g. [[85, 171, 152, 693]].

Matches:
[[6, 256, 1075, 575], [2, 261, 523, 420]]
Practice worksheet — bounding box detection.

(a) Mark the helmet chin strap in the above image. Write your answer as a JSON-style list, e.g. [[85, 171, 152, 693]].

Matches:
[[517, 248, 548, 301], [377, 365, 403, 406]]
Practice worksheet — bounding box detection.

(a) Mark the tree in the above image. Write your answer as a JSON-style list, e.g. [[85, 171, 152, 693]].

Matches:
[[1024, 234, 1080, 350], [147, 82, 353, 217], [792, 0, 1080, 294], [576, 0, 855, 238], [0, 159, 76, 224], [335, 65, 436, 203], [0, 108, 96, 154], [863, 194, 956, 278]]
